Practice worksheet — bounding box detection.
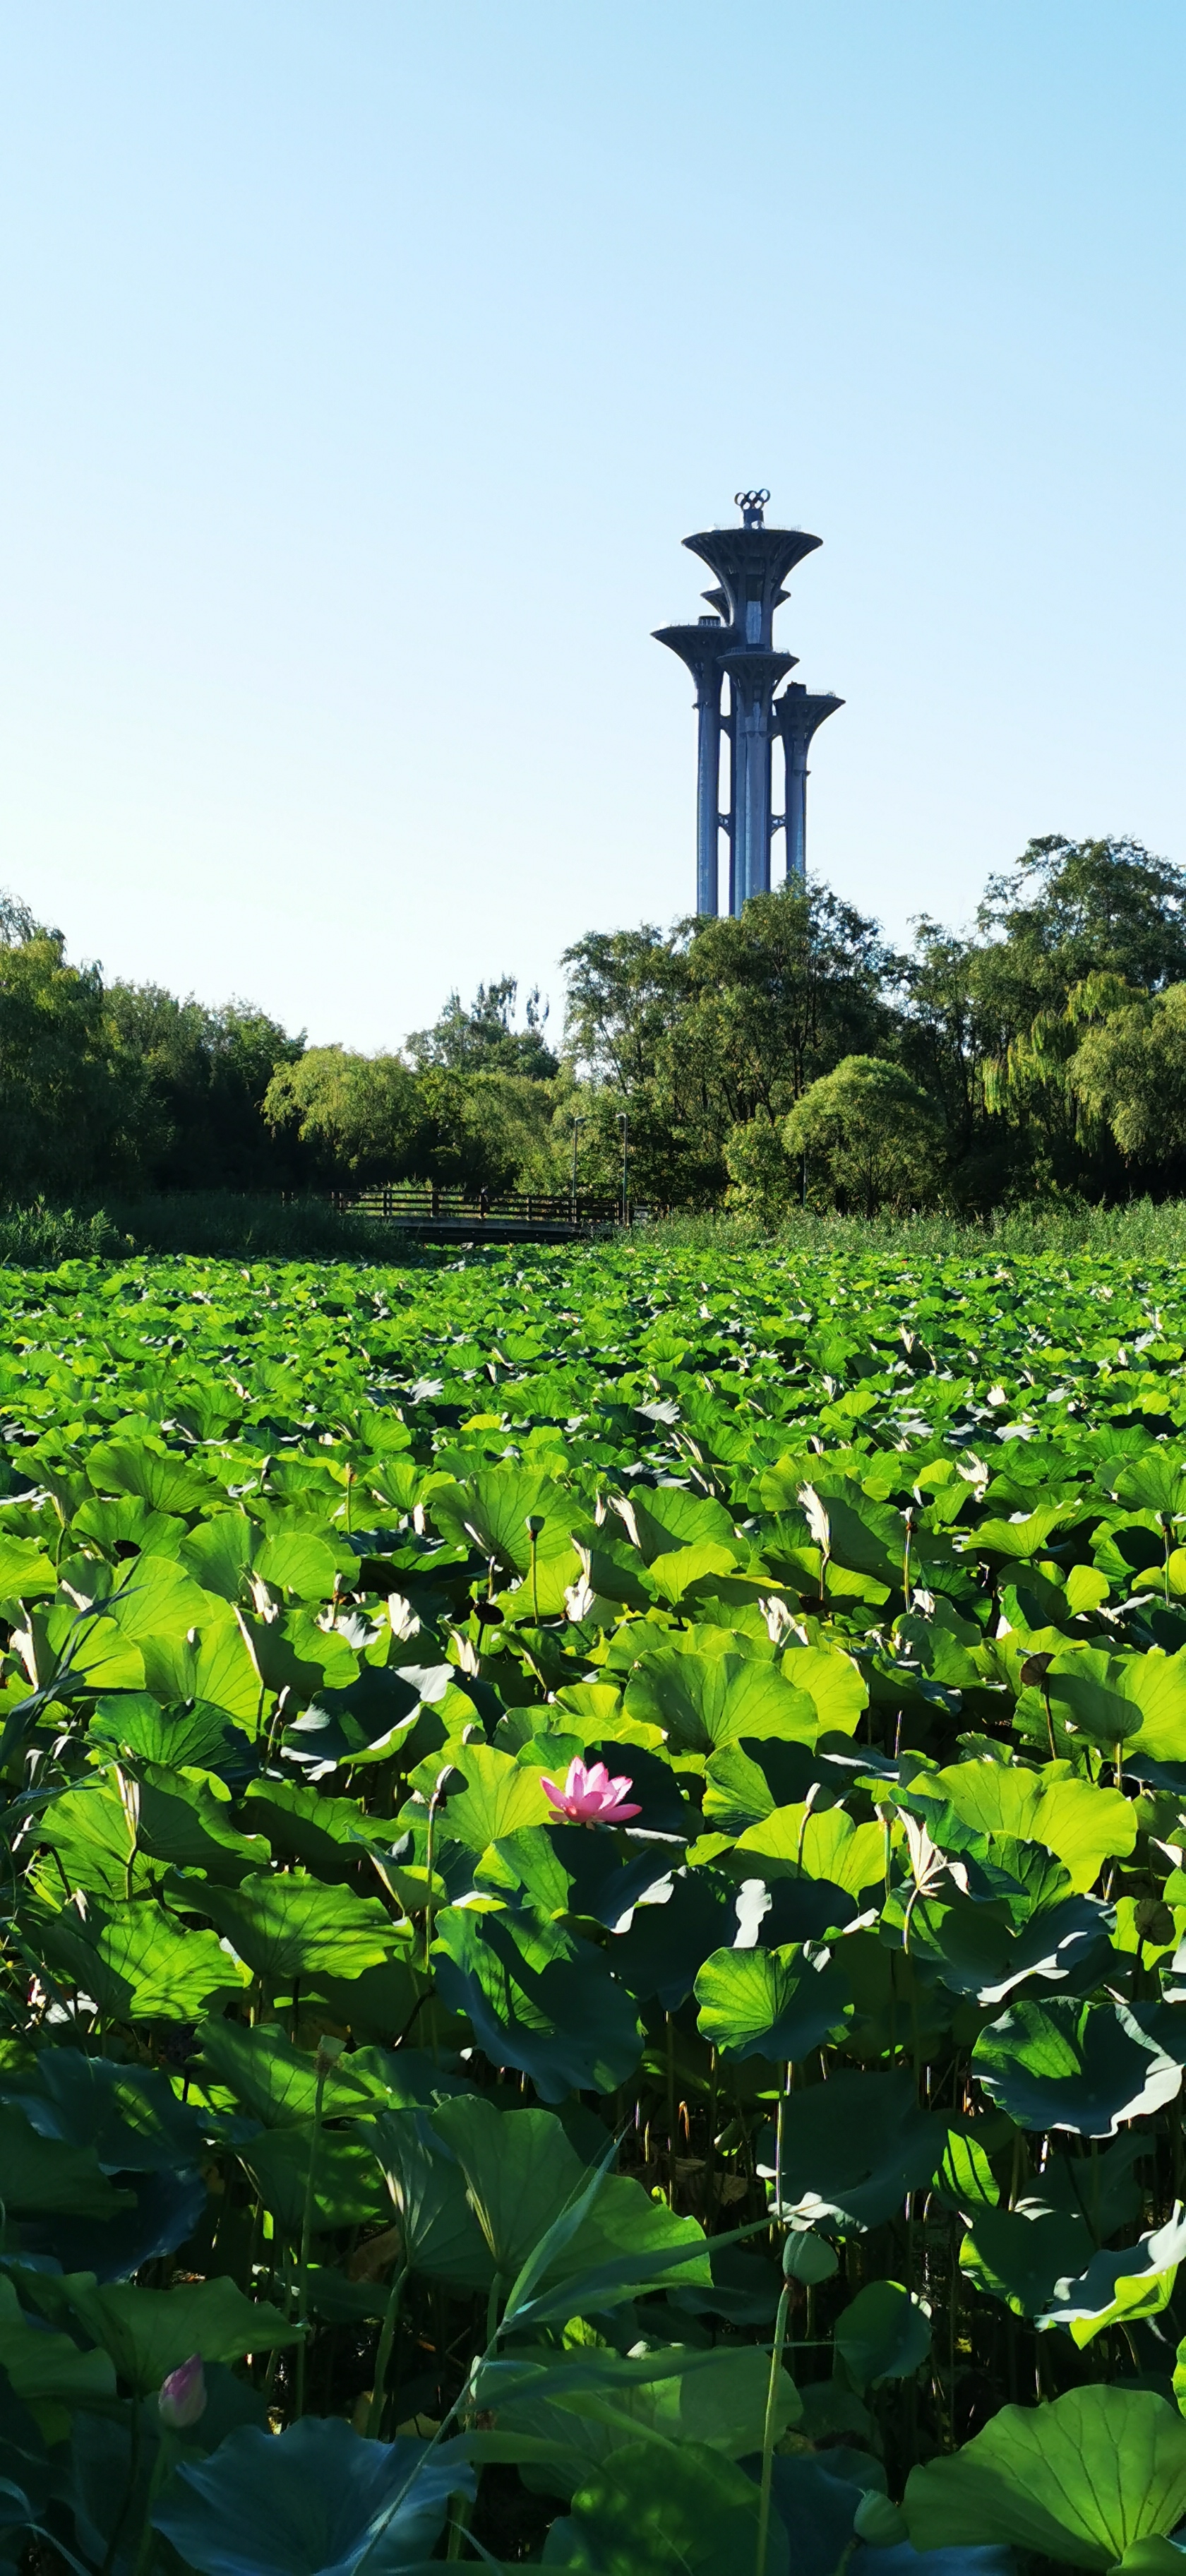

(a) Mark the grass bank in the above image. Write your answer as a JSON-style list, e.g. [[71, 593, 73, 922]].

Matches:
[[640, 1194, 1186, 1260], [4, 1189, 1186, 1270], [0, 1193, 414, 1265]]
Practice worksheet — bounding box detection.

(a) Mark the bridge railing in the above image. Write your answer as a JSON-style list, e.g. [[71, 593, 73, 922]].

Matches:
[[323, 1185, 624, 1224]]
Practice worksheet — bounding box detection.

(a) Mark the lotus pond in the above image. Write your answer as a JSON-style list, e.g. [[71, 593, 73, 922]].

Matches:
[[4, 1239, 1186, 2573]]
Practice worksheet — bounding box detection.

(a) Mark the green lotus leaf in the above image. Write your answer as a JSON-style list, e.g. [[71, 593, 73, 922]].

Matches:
[[930, 2123, 1000, 2212], [933, 1760, 1136, 1891], [41, 1897, 248, 2020], [1, 2047, 204, 2173], [779, 1644, 869, 1735], [236, 1606, 357, 1702], [959, 2202, 1092, 2318], [301, 1954, 426, 2041], [253, 1529, 340, 1599], [904, 2385, 1186, 2568], [1035, 2206, 1186, 2345], [646, 1540, 743, 1602], [623, 1490, 743, 1568], [0, 2101, 134, 2217], [72, 1494, 185, 1561], [0, 2275, 115, 2443], [200, 1875, 403, 1986], [731, 1803, 885, 1897], [432, 1905, 644, 2101], [431, 2094, 709, 2306], [903, 1891, 1113, 2006], [241, 1777, 399, 1881], [441, 1741, 554, 1849], [1113, 1645, 1186, 1763], [239, 2124, 388, 2233], [693, 1941, 851, 2062], [1115, 1457, 1186, 1519], [35, 1773, 140, 1902], [20, 1604, 145, 1695], [757, 2068, 946, 2233], [85, 1439, 215, 1517], [153, 2417, 472, 2576], [0, 1535, 56, 1598], [541, 2436, 789, 2575], [158, 1611, 262, 1722], [133, 1763, 270, 1882], [833, 2279, 931, 2390], [365, 2106, 496, 2288], [623, 1650, 817, 1755], [1046, 1659, 1146, 1749], [702, 1741, 781, 1834], [90, 1692, 251, 1772], [196, 2020, 403, 2128], [477, 2341, 789, 2489], [103, 1554, 225, 1656], [1034, 2133, 1147, 2234], [430, 1469, 583, 1610], [611, 1871, 733, 2008], [179, 1510, 256, 1602], [19, 2272, 296, 2393], [974, 1999, 1182, 2135], [966, 1502, 1074, 1559]]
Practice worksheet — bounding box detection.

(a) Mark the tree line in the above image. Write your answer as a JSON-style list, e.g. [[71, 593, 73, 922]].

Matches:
[[6, 834, 1186, 1216]]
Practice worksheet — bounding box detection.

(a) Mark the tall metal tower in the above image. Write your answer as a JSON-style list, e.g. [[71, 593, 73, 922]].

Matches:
[[654, 491, 842, 917]]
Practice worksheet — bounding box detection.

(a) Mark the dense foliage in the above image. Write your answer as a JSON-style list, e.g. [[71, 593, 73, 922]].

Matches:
[[2, 1237, 1186, 2566], [565, 836, 1186, 1212], [10, 834, 1186, 1217]]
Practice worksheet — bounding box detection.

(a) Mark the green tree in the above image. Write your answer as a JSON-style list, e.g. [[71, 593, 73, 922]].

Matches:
[[976, 835, 1186, 1020], [723, 1117, 799, 1225], [669, 884, 899, 1116], [562, 886, 899, 1208], [561, 927, 687, 1092], [407, 977, 558, 1080], [962, 839, 1186, 1198], [1066, 982, 1186, 1183], [263, 1049, 429, 1183], [105, 986, 304, 1189], [782, 1055, 942, 1217], [263, 1050, 574, 1196], [0, 917, 133, 1200]]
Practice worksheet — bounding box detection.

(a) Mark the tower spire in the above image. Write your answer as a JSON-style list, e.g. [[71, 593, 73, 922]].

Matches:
[[654, 494, 843, 916]]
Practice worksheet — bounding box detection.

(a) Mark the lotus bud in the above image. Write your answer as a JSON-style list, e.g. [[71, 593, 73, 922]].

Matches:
[[524, 1514, 545, 1537], [782, 2230, 839, 2285], [158, 2353, 206, 2429], [316, 2034, 345, 2070]]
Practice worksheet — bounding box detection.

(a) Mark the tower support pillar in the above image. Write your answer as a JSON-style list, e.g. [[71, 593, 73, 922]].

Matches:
[[771, 684, 845, 895], [724, 650, 792, 909], [695, 684, 721, 916]]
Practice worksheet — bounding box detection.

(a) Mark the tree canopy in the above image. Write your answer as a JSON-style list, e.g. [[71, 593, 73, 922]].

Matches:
[[4, 835, 1186, 1217]]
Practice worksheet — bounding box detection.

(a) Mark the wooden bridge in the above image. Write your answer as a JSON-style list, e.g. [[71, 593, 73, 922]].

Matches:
[[324, 1185, 625, 1243]]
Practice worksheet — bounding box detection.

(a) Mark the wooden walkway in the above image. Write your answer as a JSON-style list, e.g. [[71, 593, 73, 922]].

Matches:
[[324, 1186, 623, 1244]]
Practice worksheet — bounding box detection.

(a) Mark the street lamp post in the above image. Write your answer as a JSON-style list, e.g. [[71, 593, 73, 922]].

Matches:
[[570, 1116, 584, 1218], [618, 1112, 629, 1227]]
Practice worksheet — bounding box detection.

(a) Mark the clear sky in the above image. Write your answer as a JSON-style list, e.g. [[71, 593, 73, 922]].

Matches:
[[1, 2, 1182, 1051]]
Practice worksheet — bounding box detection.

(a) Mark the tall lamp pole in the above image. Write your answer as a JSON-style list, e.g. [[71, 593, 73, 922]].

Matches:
[[618, 1112, 629, 1227], [570, 1116, 584, 1217]]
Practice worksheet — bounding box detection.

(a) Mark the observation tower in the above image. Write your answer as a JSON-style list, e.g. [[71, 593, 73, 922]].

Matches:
[[654, 491, 842, 917]]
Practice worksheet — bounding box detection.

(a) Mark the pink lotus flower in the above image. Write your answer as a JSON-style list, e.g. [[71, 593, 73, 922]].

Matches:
[[541, 1756, 641, 1826], [158, 2354, 206, 2430]]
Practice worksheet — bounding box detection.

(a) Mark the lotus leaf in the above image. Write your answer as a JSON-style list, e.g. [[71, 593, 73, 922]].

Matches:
[[693, 1940, 851, 2061], [904, 2385, 1186, 2568], [153, 2418, 474, 2576], [973, 1999, 1182, 2135]]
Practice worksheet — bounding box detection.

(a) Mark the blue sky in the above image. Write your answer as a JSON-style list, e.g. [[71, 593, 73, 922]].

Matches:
[[0, 1, 1182, 1049]]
